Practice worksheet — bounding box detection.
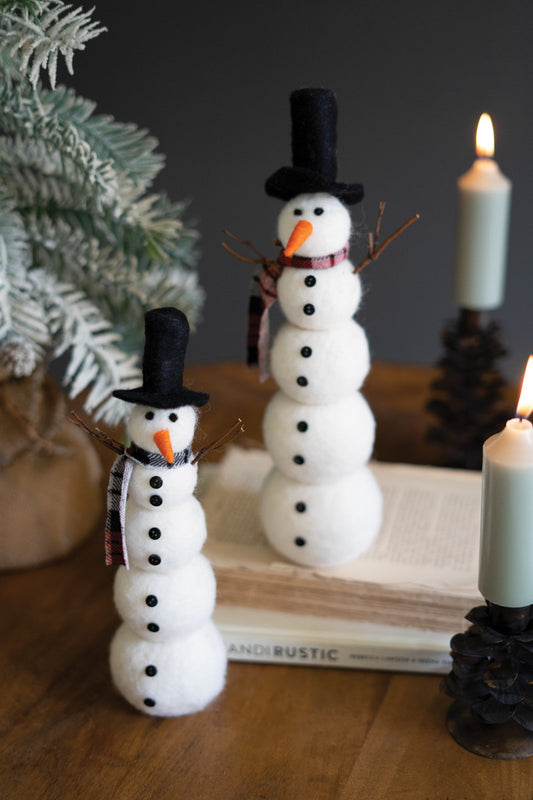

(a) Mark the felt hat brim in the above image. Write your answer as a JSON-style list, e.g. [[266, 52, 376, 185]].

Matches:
[[265, 166, 364, 205], [113, 386, 209, 409]]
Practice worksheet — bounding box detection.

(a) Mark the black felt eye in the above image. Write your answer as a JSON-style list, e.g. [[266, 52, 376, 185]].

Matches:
[[293, 208, 302, 216], [145, 411, 154, 420], [169, 413, 178, 422], [314, 207, 324, 216]]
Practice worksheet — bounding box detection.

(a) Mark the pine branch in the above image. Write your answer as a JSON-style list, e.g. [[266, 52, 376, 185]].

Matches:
[[31, 270, 141, 423], [0, 1, 106, 88], [84, 258, 204, 357], [0, 84, 120, 209], [1, 2, 42, 14], [0, 3, 204, 424], [0, 199, 50, 371], [39, 86, 164, 192], [24, 203, 202, 351]]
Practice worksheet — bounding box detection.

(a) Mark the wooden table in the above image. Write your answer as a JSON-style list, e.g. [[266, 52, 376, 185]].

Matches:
[[2, 362, 530, 800]]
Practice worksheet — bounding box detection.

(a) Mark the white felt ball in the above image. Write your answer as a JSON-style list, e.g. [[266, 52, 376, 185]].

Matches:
[[263, 390, 375, 483], [113, 554, 216, 641], [270, 320, 370, 405], [276, 259, 362, 330], [128, 404, 198, 455], [127, 461, 198, 511], [124, 495, 207, 571], [277, 193, 351, 258], [259, 466, 382, 567], [109, 620, 227, 717]]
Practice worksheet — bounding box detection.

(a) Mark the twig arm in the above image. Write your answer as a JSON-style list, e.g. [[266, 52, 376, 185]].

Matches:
[[222, 229, 282, 278], [221, 242, 262, 264], [222, 229, 270, 265], [69, 412, 125, 455], [355, 210, 420, 274], [192, 418, 244, 465], [374, 201, 386, 244]]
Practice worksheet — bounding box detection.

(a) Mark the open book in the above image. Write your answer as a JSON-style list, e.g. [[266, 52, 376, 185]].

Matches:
[[201, 447, 483, 633]]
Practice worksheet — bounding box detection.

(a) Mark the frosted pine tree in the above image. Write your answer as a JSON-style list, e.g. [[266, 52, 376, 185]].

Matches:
[[0, 1, 204, 425]]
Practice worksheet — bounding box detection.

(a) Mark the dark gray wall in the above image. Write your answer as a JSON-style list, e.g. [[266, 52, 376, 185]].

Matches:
[[71, 1, 533, 383]]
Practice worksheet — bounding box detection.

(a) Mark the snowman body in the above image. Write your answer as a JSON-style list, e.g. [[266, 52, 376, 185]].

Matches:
[[260, 193, 382, 567], [109, 404, 226, 716]]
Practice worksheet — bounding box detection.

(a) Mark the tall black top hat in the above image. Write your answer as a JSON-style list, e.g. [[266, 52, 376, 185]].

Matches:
[[113, 307, 209, 408], [265, 88, 364, 205]]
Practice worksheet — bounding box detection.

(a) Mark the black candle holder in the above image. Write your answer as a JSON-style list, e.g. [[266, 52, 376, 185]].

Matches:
[[427, 309, 510, 470], [443, 601, 533, 759]]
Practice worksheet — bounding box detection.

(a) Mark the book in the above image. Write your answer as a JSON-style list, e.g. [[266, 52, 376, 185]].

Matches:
[[200, 447, 483, 634], [213, 605, 452, 674]]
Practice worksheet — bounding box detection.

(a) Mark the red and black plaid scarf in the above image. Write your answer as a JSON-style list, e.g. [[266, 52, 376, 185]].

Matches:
[[247, 243, 350, 380], [105, 443, 192, 567]]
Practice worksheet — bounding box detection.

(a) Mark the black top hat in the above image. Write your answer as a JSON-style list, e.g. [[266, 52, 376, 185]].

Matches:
[[265, 88, 364, 205], [113, 307, 209, 408]]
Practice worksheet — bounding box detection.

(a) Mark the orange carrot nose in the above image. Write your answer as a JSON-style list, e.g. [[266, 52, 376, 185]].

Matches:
[[284, 219, 313, 257], [153, 429, 174, 464]]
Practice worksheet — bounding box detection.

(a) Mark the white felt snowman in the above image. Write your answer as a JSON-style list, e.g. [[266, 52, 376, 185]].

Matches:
[[106, 307, 226, 716], [252, 88, 382, 568]]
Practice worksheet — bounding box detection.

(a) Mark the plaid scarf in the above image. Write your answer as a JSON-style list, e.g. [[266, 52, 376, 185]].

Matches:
[[247, 243, 350, 381], [105, 443, 192, 568]]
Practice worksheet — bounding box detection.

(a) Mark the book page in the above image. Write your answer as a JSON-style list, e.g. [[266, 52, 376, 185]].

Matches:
[[352, 462, 480, 593], [201, 447, 481, 598]]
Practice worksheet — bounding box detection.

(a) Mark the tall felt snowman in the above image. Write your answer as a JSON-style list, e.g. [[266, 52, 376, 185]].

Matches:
[[253, 88, 382, 568], [106, 307, 226, 716]]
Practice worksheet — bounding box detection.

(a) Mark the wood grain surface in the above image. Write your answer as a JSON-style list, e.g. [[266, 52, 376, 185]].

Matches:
[[1, 362, 529, 800]]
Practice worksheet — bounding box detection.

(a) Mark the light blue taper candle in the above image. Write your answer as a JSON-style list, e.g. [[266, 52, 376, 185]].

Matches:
[[479, 359, 533, 607], [453, 114, 512, 310]]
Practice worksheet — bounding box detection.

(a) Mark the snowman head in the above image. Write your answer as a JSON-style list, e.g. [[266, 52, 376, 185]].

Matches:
[[277, 193, 351, 259], [128, 404, 198, 462]]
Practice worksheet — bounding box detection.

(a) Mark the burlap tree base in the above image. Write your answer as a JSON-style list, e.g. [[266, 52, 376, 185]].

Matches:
[[0, 367, 102, 570]]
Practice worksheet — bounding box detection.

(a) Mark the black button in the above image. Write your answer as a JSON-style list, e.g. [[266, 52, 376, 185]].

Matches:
[[295, 502, 306, 513], [145, 665, 157, 677], [300, 346, 312, 358], [148, 527, 161, 540], [150, 495, 162, 506], [303, 304, 315, 315], [145, 595, 158, 607], [147, 622, 159, 633], [304, 275, 316, 287], [144, 698, 156, 707], [148, 554, 161, 565], [296, 376, 308, 386], [150, 476, 163, 489], [297, 421, 308, 432], [295, 537, 306, 547], [293, 455, 305, 465]]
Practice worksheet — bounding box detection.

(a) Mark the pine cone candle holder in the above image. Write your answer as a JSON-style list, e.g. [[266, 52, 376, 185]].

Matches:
[[427, 311, 511, 470], [444, 602, 533, 759]]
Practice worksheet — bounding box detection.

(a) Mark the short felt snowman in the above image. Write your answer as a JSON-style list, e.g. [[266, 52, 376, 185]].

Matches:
[[254, 88, 382, 568], [106, 307, 226, 716]]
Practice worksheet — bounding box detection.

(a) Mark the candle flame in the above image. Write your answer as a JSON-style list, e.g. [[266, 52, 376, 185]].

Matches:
[[476, 113, 494, 158], [516, 356, 533, 419]]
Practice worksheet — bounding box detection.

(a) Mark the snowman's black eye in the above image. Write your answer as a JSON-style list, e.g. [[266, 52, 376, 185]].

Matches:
[[314, 207, 324, 216], [145, 411, 154, 420], [168, 413, 178, 422], [293, 208, 302, 216]]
